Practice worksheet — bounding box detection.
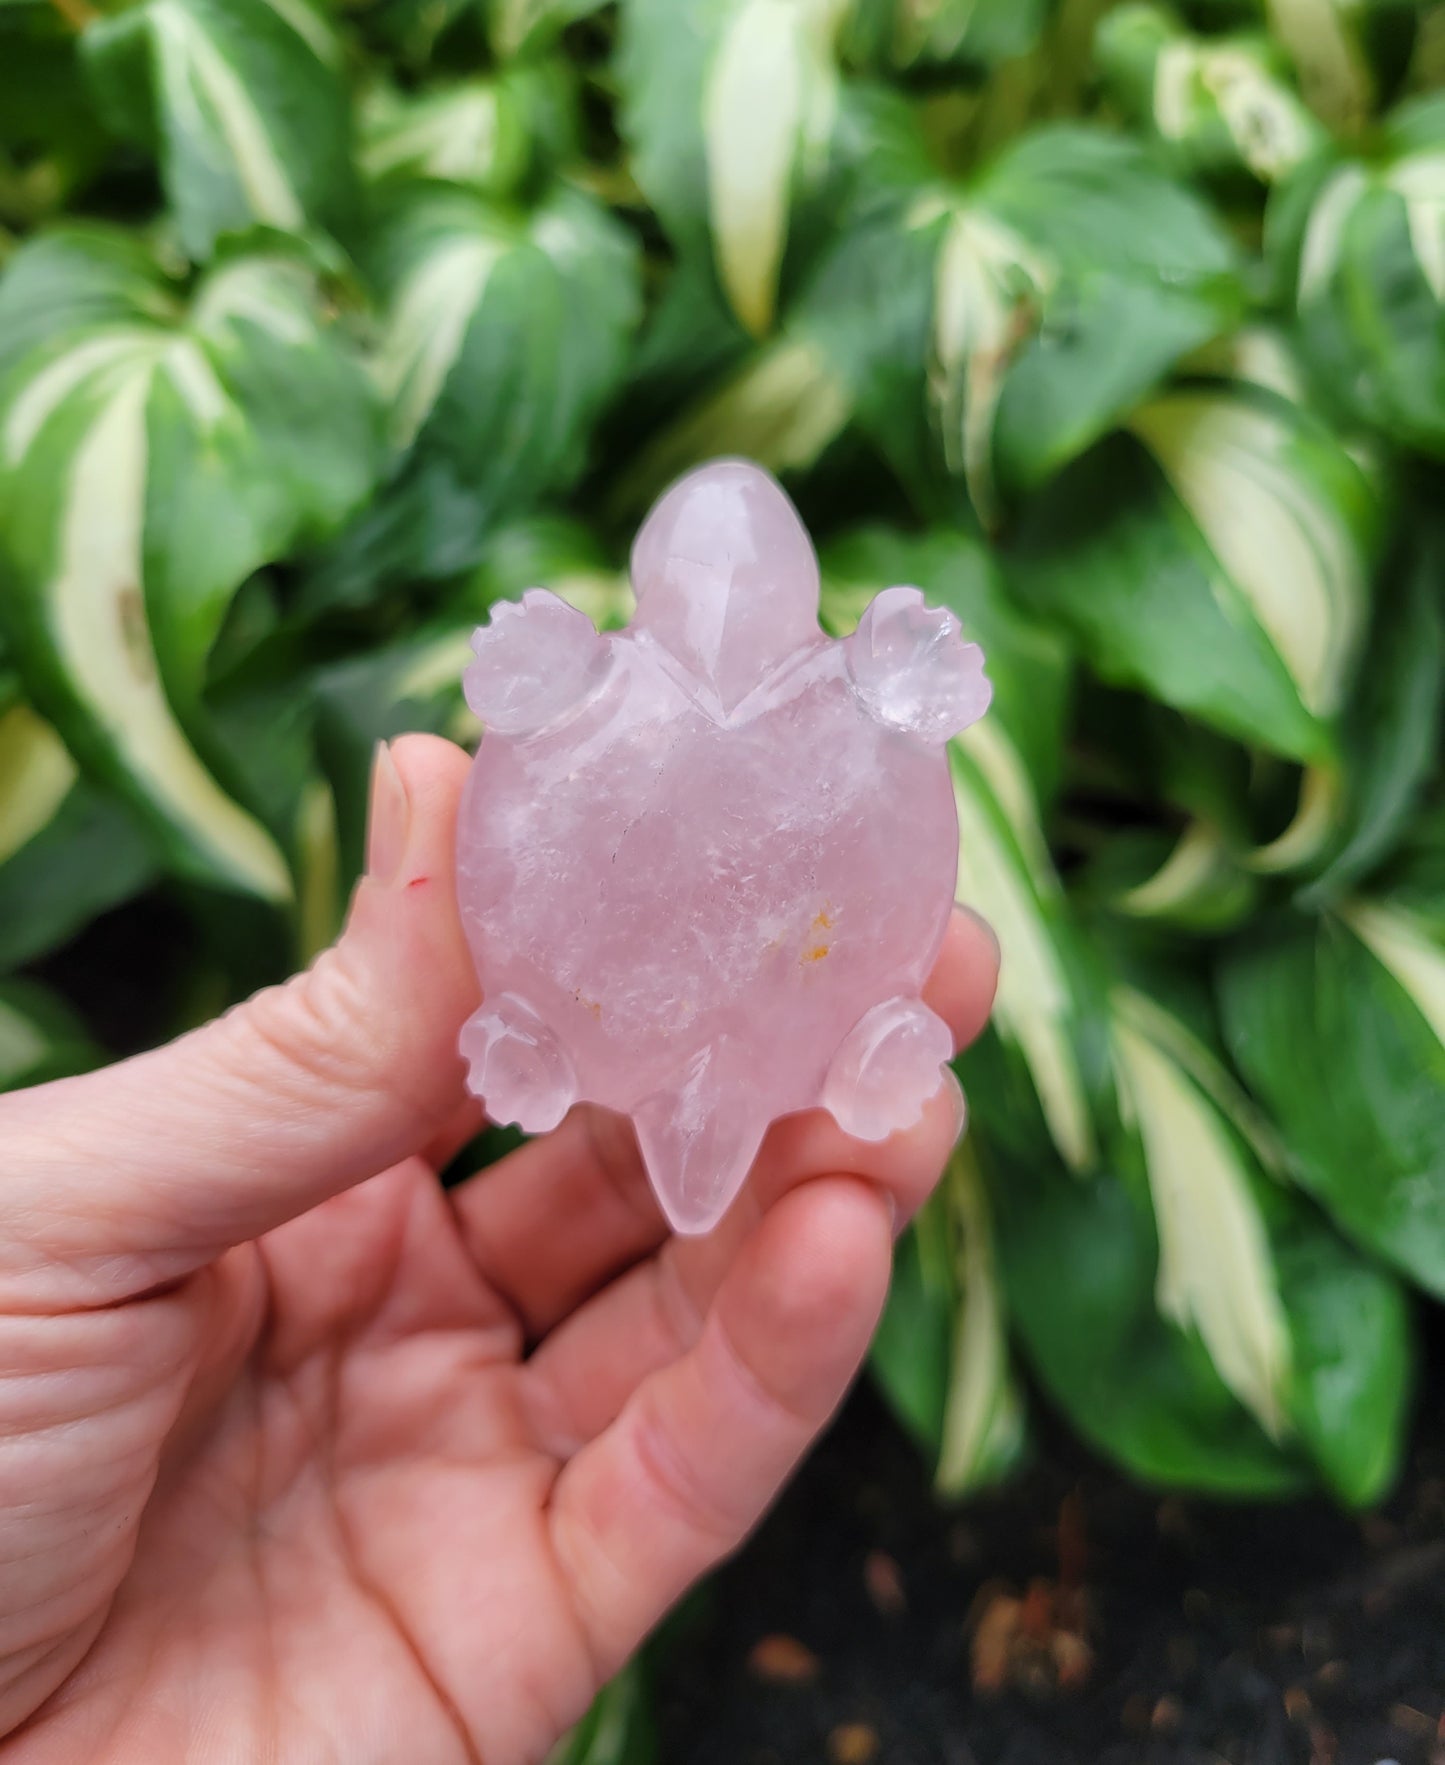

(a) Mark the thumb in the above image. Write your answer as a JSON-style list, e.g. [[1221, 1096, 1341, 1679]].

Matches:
[[0, 735, 480, 1305]]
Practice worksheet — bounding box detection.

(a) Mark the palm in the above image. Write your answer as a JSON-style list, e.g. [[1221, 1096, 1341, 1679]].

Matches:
[[17, 1158, 614, 1764]]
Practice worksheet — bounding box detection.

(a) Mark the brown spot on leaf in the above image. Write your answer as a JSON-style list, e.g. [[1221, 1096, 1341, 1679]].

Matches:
[[117, 586, 154, 682]]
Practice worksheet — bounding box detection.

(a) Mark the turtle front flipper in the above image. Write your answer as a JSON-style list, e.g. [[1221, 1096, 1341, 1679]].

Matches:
[[821, 997, 955, 1142], [634, 1036, 766, 1235], [845, 586, 991, 742], [461, 992, 578, 1133], [464, 589, 610, 737]]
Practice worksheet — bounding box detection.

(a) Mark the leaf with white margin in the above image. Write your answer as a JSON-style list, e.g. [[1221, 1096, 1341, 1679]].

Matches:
[[993, 970, 1412, 1503], [1106, 820, 1259, 933], [83, 0, 352, 261], [1111, 985, 1292, 1440], [618, 0, 851, 338], [1276, 96, 1445, 454], [1096, 5, 1324, 183], [370, 184, 640, 476], [1129, 389, 1371, 723], [359, 63, 573, 200], [304, 185, 640, 606], [1013, 382, 1380, 763], [0, 681, 158, 969], [924, 201, 1053, 530], [704, 0, 849, 335], [0, 227, 381, 897], [951, 741, 1099, 1172], [794, 122, 1240, 522], [1220, 900, 1445, 1300], [0, 695, 76, 867], [936, 1146, 1027, 1497]]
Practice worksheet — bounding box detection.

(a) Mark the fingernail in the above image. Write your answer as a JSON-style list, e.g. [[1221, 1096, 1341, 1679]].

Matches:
[[366, 741, 411, 886], [955, 901, 1001, 971], [945, 1067, 968, 1146]]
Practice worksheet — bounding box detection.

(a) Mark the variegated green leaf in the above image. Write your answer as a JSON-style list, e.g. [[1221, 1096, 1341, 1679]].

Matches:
[[369, 185, 638, 464], [1303, 520, 1445, 901], [1097, 4, 1323, 183], [952, 739, 1100, 1171], [617, 0, 852, 337], [1221, 900, 1445, 1299], [0, 687, 157, 968], [1130, 390, 1372, 724], [871, 1148, 1027, 1495], [82, 0, 352, 261], [0, 227, 381, 896], [1274, 95, 1445, 454], [358, 63, 574, 199], [794, 123, 1242, 521], [936, 1147, 1027, 1497], [995, 972, 1412, 1502], [0, 692, 76, 865], [923, 201, 1052, 528], [989, 1127, 1305, 1497], [1112, 986, 1292, 1439], [1105, 821, 1260, 933], [1014, 382, 1381, 763], [310, 184, 639, 602]]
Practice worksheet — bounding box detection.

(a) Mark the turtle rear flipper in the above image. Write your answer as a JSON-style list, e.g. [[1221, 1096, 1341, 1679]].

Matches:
[[821, 996, 955, 1142]]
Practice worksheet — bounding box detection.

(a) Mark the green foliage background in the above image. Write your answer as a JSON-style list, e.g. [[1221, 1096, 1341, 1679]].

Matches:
[[2, 0, 1445, 1642]]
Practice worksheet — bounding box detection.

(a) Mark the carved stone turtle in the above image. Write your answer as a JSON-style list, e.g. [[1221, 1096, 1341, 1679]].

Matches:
[[457, 459, 990, 1233]]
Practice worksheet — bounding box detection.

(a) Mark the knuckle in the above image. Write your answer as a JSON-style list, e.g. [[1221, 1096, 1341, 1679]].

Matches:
[[215, 942, 386, 1109]]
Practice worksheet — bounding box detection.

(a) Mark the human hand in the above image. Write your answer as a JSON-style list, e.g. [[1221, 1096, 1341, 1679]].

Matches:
[[0, 736, 999, 1765]]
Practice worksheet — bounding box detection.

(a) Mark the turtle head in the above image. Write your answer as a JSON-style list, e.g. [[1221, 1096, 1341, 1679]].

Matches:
[[630, 459, 821, 711]]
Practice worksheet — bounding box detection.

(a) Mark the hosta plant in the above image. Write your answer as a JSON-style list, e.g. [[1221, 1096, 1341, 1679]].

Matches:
[[2, 0, 1443, 1650]]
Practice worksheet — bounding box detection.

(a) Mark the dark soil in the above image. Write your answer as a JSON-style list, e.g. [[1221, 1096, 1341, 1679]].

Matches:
[[656, 1343, 1445, 1765]]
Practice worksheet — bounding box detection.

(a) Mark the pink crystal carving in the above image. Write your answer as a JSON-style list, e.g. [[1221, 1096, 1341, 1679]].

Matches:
[[456, 460, 991, 1234]]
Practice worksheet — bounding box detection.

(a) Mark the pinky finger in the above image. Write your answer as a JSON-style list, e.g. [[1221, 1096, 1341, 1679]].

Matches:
[[546, 1174, 892, 1678]]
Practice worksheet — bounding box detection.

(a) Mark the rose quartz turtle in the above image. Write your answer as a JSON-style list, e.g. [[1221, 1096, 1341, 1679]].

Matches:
[[457, 459, 991, 1234]]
